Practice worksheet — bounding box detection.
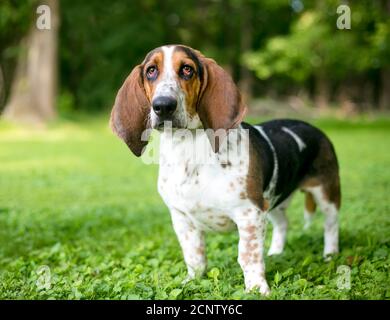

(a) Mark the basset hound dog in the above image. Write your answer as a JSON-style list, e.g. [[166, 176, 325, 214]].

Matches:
[[110, 44, 341, 295]]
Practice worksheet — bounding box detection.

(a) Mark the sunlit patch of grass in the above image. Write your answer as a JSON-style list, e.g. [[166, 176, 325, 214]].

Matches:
[[0, 116, 389, 299]]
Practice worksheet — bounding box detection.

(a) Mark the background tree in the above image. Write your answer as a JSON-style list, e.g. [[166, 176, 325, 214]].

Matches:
[[0, 0, 36, 110], [2, 0, 59, 123]]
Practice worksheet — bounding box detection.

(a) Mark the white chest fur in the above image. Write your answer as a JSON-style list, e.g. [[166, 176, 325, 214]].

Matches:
[[157, 128, 251, 232]]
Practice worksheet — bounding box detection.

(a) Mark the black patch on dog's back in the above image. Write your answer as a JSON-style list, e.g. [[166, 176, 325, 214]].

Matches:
[[245, 119, 330, 209]]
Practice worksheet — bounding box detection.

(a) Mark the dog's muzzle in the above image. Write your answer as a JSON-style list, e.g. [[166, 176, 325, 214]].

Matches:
[[152, 96, 179, 129]]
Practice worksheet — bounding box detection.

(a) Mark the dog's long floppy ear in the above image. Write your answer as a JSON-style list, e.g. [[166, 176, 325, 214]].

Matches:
[[197, 57, 247, 152], [110, 65, 151, 157]]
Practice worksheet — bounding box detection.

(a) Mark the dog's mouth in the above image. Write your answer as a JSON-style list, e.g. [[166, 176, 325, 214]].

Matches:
[[153, 120, 186, 131]]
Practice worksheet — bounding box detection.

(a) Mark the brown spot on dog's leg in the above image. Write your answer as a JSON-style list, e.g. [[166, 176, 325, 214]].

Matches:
[[244, 224, 256, 234], [260, 199, 269, 212], [305, 192, 316, 214], [196, 246, 205, 256], [239, 251, 251, 265]]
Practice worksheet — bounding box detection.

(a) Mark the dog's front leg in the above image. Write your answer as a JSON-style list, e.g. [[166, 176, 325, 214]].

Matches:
[[233, 207, 270, 296], [170, 208, 206, 282]]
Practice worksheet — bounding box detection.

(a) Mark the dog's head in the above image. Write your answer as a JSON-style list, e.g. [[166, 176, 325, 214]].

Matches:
[[110, 44, 247, 156]]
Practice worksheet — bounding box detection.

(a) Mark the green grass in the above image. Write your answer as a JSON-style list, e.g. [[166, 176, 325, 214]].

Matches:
[[0, 116, 389, 300]]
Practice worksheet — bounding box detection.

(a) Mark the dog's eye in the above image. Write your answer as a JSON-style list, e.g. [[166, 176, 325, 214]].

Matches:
[[180, 65, 193, 79], [146, 66, 158, 79]]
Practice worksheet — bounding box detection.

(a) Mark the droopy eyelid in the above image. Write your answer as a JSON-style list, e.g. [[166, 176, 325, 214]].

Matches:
[[145, 65, 158, 80], [146, 65, 157, 72], [180, 62, 195, 71]]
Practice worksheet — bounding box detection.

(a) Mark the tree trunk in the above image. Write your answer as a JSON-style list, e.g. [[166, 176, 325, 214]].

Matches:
[[315, 71, 330, 109], [379, 1, 390, 110], [379, 67, 390, 110], [338, 82, 356, 115], [2, 0, 59, 124]]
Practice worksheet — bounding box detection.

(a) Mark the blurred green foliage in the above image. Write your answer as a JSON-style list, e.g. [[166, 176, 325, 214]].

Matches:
[[0, 0, 37, 98], [0, 0, 36, 50], [1, 0, 389, 111], [243, 1, 390, 82], [58, 0, 293, 110]]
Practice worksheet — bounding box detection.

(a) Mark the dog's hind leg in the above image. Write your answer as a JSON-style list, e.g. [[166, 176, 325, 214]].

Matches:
[[302, 178, 341, 259], [310, 183, 340, 258], [267, 195, 293, 256], [303, 191, 317, 229], [301, 136, 341, 259]]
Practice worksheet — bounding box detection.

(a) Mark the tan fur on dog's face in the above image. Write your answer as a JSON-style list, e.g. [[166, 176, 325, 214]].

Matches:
[[110, 44, 247, 156], [142, 46, 202, 126]]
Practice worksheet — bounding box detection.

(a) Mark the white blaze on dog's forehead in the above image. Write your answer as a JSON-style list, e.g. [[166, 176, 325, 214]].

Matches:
[[282, 127, 306, 152], [162, 45, 175, 78], [153, 46, 178, 98]]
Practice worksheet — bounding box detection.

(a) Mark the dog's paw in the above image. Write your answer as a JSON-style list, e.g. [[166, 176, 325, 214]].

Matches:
[[323, 246, 339, 261], [267, 248, 284, 256], [323, 251, 338, 262], [181, 275, 194, 285], [245, 280, 271, 296], [259, 285, 271, 296]]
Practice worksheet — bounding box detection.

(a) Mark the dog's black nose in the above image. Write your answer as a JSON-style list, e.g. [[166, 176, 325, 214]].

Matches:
[[152, 96, 177, 119]]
